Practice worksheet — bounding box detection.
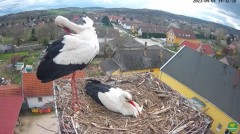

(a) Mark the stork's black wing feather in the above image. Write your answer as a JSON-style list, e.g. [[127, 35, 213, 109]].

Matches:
[[36, 39, 86, 83], [85, 81, 111, 105]]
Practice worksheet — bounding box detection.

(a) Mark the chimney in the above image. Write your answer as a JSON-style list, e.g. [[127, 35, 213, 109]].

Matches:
[[160, 49, 164, 64], [144, 42, 147, 57]]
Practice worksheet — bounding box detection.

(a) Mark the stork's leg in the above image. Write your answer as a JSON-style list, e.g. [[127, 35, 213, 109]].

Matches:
[[71, 72, 80, 111]]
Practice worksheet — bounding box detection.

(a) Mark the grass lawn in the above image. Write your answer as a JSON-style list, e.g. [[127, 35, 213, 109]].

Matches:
[[0, 50, 41, 84], [0, 50, 40, 64], [1, 36, 13, 44]]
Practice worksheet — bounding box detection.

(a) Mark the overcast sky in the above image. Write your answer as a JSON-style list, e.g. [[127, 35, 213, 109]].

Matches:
[[0, 0, 240, 30]]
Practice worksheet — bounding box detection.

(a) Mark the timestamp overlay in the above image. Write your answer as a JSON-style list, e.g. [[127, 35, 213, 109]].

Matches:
[[193, 0, 237, 3]]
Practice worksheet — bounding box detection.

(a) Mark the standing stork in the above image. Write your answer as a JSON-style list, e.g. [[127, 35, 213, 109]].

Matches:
[[37, 15, 99, 110]]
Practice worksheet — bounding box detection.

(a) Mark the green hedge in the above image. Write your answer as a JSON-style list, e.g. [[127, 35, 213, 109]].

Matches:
[[141, 33, 166, 38]]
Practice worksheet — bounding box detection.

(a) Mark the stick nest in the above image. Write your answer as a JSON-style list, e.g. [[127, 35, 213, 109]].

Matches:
[[54, 73, 212, 134]]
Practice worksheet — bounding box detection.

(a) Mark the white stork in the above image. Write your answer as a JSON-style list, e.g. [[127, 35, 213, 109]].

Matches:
[[37, 15, 99, 109], [85, 80, 143, 117]]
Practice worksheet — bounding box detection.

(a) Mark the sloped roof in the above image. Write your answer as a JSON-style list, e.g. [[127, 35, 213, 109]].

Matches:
[[100, 58, 119, 74], [22, 71, 86, 97], [95, 27, 120, 38], [0, 85, 23, 134], [22, 72, 53, 97], [201, 44, 214, 55], [169, 27, 196, 39], [0, 85, 22, 96], [100, 48, 173, 72], [109, 35, 144, 49], [0, 96, 23, 134], [161, 46, 240, 123], [61, 70, 86, 79], [180, 40, 200, 50]]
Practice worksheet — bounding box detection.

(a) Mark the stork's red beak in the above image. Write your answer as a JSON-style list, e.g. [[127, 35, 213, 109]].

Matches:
[[63, 27, 71, 34], [128, 100, 136, 107], [129, 100, 140, 115]]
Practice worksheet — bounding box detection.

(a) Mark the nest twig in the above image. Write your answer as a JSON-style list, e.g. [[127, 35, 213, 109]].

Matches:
[[54, 73, 212, 134]]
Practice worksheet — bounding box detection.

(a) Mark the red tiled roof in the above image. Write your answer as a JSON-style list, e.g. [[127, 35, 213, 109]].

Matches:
[[201, 44, 214, 55], [22, 73, 53, 97], [0, 96, 23, 134], [228, 44, 237, 50], [0, 85, 22, 97], [180, 40, 200, 50], [170, 27, 196, 39], [62, 70, 86, 79]]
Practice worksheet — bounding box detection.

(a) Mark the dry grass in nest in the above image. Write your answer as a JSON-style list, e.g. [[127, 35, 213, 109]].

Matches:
[[54, 73, 212, 134]]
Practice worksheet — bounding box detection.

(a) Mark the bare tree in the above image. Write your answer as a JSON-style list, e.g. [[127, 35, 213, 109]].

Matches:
[[202, 28, 211, 38], [12, 25, 25, 46], [215, 28, 226, 41]]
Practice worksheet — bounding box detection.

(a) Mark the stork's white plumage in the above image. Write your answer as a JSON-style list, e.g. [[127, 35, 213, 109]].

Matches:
[[37, 15, 99, 110], [37, 15, 99, 82], [85, 80, 143, 117]]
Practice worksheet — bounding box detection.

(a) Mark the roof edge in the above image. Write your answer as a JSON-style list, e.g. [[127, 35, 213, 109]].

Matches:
[[161, 46, 186, 70]]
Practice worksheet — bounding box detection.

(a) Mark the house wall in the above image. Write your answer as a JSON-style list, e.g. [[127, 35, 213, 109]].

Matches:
[[27, 96, 53, 108], [166, 29, 176, 44], [166, 29, 200, 45], [112, 68, 160, 78], [159, 71, 240, 134]]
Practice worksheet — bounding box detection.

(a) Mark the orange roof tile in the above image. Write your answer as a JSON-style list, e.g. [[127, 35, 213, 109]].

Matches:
[[62, 70, 86, 79], [22, 73, 53, 97]]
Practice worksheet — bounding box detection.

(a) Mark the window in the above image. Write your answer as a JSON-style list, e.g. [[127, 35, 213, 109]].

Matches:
[[216, 123, 222, 131], [38, 97, 43, 102]]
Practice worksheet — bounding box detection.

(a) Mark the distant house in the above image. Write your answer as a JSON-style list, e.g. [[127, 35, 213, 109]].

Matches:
[[21, 71, 86, 109], [95, 27, 120, 38], [160, 46, 240, 134], [0, 45, 13, 53], [108, 15, 120, 23], [180, 40, 200, 50], [0, 85, 23, 134], [15, 62, 24, 71], [138, 26, 165, 38], [166, 27, 200, 45], [220, 56, 240, 69], [108, 35, 144, 51], [180, 41, 214, 56], [100, 48, 173, 77], [222, 42, 238, 56], [22, 72, 53, 109]]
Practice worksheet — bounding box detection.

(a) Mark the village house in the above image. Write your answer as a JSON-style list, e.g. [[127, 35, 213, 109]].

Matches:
[[137, 25, 166, 38], [0, 85, 23, 134], [166, 27, 200, 45], [220, 55, 240, 69], [180, 40, 214, 57], [100, 47, 173, 77], [22, 72, 53, 109], [21, 70, 86, 110], [159, 46, 240, 134]]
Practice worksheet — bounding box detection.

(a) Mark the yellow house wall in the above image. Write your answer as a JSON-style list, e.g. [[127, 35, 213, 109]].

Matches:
[[166, 29, 176, 44], [159, 71, 240, 134], [112, 68, 160, 78], [166, 29, 200, 45]]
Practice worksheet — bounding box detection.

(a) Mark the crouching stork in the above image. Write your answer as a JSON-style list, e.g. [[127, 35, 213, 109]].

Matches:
[[36, 15, 99, 110], [85, 80, 143, 117]]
